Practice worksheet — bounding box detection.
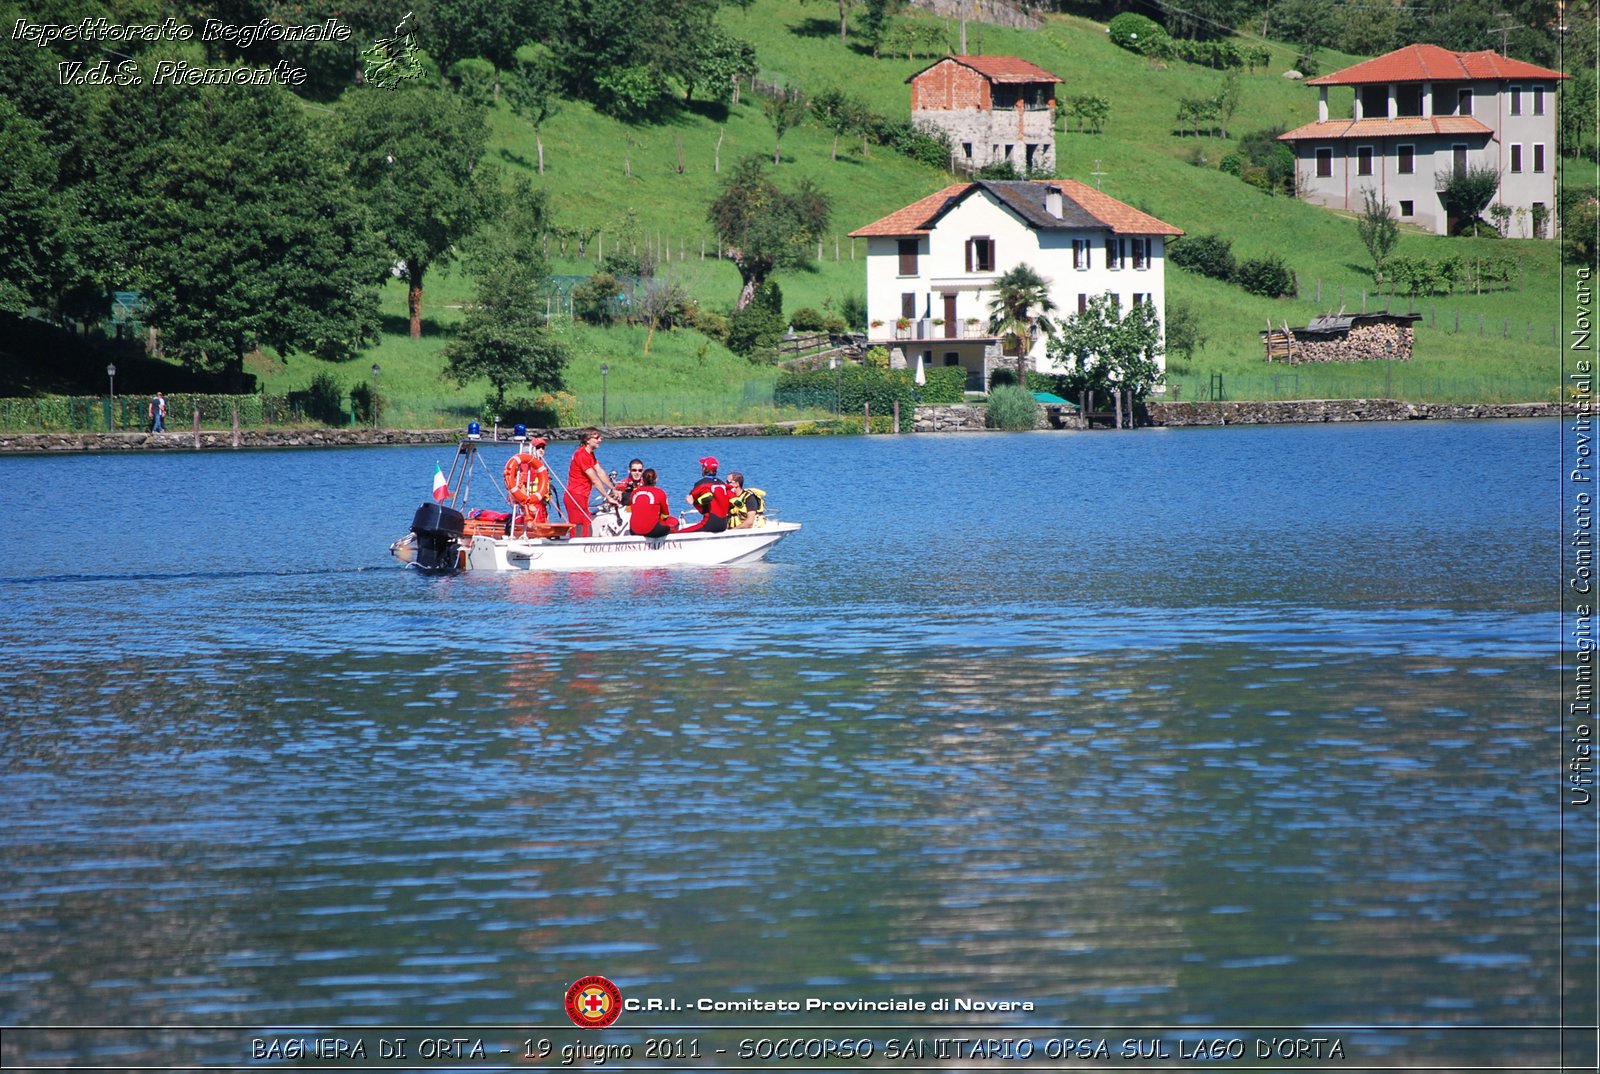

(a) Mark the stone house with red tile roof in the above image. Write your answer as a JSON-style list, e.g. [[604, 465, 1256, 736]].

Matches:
[[908, 55, 1062, 175], [848, 180, 1182, 390], [1279, 44, 1567, 238]]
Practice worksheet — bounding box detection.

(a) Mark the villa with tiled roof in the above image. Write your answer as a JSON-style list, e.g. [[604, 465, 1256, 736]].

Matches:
[[908, 55, 1063, 175], [848, 180, 1182, 390], [1279, 44, 1567, 238]]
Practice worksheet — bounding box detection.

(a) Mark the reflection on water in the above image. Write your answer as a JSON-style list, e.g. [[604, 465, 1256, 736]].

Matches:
[[0, 420, 1577, 1067]]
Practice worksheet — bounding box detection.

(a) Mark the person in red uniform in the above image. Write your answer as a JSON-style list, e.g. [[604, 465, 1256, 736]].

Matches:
[[614, 458, 644, 504], [504, 436, 552, 536], [679, 456, 730, 533], [628, 468, 678, 538], [562, 427, 618, 538]]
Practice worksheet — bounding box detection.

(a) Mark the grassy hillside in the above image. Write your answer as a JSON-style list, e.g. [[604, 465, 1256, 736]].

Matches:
[[259, 1, 1567, 416]]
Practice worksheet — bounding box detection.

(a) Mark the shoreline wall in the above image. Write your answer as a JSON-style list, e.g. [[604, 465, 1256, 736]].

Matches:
[[0, 400, 1565, 453]]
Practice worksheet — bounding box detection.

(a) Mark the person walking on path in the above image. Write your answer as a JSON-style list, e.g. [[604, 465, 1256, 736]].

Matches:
[[148, 392, 167, 432]]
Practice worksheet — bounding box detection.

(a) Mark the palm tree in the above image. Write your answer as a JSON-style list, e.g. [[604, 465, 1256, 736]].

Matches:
[[986, 264, 1057, 389]]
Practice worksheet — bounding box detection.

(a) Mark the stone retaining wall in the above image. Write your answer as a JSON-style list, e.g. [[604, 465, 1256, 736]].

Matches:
[[1144, 400, 1562, 426], [0, 423, 781, 454], [0, 401, 1563, 453]]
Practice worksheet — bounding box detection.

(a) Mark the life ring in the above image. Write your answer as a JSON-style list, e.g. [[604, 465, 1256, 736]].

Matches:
[[504, 453, 551, 528]]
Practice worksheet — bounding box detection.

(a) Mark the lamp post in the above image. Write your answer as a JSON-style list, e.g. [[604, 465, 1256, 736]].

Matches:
[[106, 363, 116, 430], [600, 363, 609, 427], [370, 362, 380, 430]]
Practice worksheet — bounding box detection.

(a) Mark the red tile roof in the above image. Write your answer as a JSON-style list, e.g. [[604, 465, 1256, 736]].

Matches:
[[1039, 180, 1183, 236], [848, 184, 969, 237], [1307, 44, 1567, 85], [1278, 116, 1494, 141], [848, 181, 1182, 237], [906, 54, 1063, 85]]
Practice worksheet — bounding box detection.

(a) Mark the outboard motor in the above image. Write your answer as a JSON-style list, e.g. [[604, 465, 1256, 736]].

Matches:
[[410, 502, 466, 571]]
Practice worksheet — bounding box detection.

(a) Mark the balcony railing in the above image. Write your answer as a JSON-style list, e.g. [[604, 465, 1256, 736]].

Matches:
[[877, 320, 992, 341]]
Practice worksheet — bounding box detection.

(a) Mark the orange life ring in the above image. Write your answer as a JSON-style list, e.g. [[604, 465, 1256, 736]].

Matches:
[[504, 453, 551, 528]]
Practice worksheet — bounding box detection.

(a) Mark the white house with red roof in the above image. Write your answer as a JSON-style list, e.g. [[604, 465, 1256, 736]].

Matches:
[[847, 180, 1183, 390], [1279, 44, 1567, 238], [908, 55, 1063, 174]]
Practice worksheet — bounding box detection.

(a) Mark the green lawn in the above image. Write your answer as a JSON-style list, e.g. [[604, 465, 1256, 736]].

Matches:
[[136, 1, 1583, 421]]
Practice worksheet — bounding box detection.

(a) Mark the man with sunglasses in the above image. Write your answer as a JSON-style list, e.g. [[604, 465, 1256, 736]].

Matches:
[[563, 428, 620, 538]]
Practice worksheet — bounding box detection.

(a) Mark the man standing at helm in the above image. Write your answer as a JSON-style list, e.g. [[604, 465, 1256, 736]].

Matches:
[[563, 427, 619, 538], [504, 434, 552, 537]]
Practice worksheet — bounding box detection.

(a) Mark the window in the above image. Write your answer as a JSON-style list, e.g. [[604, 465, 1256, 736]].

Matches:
[[1397, 144, 1415, 174], [965, 236, 996, 272], [897, 239, 918, 276], [1510, 85, 1522, 115], [1510, 144, 1523, 172], [900, 293, 916, 320], [1004, 144, 1014, 161], [1132, 292, 1148, 307], [1072, 239, 1090, 270], [1132, 237, 1150, 270], [1458, 88, 1473, 116], [1452, 144, 1468, 177], [943, 353, 960, 366], [1315, 147, 1333, 178], [1534, 85, 1545, 115], [1357, 145, 1374, 176], [1534, 143, 1546, 172], [1107, 237, 1125, 270], [1359, 85, 1388, 119], [1396, 85, 1423, 117], [962, 142, 973, 160], [1399, 200, 1414, 217], [1077, 294, 1088, 314], [1109, 293, 1121, 312], [1024, 143, 1037, 171]]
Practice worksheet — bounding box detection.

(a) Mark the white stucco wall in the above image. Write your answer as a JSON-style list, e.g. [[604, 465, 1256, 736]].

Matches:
[[862, 189, 1168, 378]]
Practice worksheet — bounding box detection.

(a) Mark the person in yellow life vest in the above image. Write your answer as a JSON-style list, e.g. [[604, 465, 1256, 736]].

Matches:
[[504, 436, 552, 536], [726, 471, 766, 529]]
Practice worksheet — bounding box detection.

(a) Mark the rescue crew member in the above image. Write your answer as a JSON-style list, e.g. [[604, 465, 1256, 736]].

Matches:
[[679, 456, 730, 533], [614, 458, 645, 503], [726, 471, 766, 529], [563, 427, 619, 538], [504, 436, 552, 536], [628, 468, 678, 538]]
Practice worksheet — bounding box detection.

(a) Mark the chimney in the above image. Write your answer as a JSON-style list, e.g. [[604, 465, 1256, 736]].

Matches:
[[1045, 188, 1063, 219]]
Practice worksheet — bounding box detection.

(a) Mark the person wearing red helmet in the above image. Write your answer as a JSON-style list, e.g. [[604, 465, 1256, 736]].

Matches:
[[679, 455, 730, 533]]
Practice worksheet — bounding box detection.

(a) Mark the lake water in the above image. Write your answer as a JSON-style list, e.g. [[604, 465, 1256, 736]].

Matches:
[[0, 420, 1585, 1070]]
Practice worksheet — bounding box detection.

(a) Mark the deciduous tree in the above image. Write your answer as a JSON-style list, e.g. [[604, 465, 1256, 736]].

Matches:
[[341, 83, 494, 338], [1047, 293, 1165, 401], [444, 180, 569, 409], [134, 84, 385, 386], [707, 156, 830, 310], [1356, 187, 1400, 286]]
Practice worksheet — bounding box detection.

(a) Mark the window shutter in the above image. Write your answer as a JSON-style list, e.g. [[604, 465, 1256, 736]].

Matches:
[[964, 239, 973, 273]]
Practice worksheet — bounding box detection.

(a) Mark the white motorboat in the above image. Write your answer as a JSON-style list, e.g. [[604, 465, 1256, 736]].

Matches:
[[391, 435, 799, 573]]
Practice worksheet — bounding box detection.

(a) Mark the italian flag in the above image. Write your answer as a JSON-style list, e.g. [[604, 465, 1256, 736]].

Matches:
[[432, 463, 451, 503]]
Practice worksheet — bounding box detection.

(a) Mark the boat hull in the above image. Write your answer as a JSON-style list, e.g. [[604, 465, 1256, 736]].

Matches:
[[393, 521, 800, 572]]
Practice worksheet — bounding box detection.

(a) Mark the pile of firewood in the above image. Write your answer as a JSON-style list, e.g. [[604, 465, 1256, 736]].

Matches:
[[1269, 322, 1415, 364]]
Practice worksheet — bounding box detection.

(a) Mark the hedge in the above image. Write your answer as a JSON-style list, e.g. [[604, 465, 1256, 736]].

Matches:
[[774, 364, 965, 414], [0, 393, 330, 432]]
